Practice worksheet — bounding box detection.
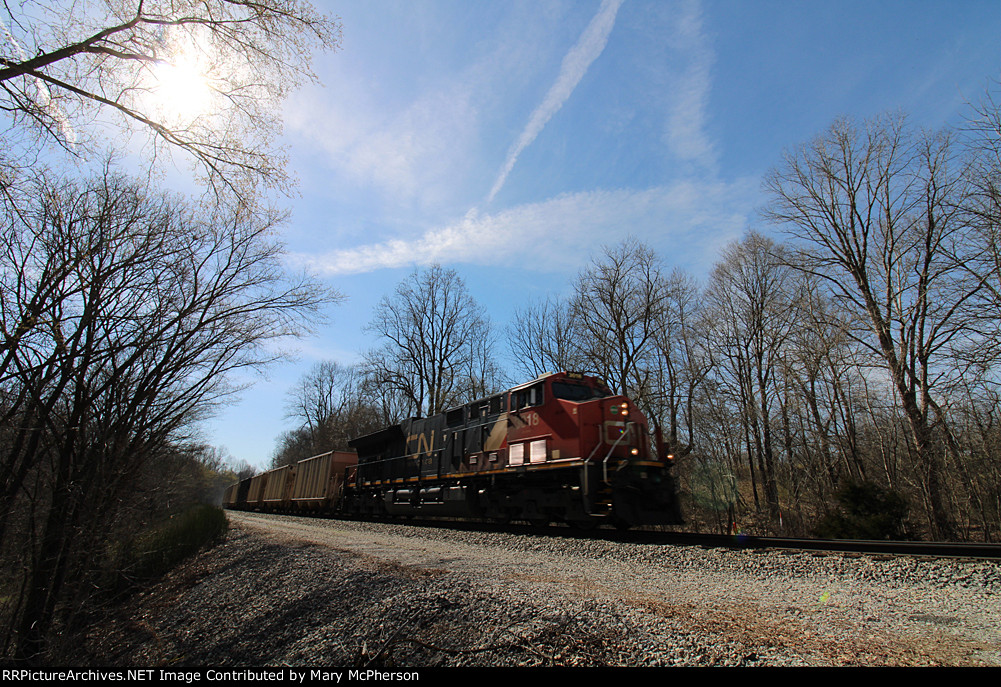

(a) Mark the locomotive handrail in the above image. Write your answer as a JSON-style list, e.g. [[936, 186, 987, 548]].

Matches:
[[602, 422, 636, 484], [582, 421, 632, 467], [582, 421, 638, 509], [582, 435, 605, 502]]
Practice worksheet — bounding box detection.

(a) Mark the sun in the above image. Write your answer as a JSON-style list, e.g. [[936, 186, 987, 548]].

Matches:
[[144, 36, 218, 126], [148, 58, 214, 126]]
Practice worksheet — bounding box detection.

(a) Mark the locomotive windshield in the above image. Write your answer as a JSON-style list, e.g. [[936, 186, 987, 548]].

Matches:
[[552, 381, 611, 402]]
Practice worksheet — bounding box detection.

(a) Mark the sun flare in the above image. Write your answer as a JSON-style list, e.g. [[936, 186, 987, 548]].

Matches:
[[149, 57, 214, 124]]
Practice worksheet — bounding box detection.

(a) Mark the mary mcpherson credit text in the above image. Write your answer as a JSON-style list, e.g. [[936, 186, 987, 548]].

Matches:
[[2, 670, 420, 683]]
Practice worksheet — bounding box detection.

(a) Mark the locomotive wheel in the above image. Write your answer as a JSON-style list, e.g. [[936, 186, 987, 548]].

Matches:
[[528, 518, 550, 527], [611, 517, 632, 531]]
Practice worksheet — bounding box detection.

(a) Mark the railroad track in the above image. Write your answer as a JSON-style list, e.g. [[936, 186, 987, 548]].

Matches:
[[621, 530, 1001, 560], [268, 511, 1001, 560]]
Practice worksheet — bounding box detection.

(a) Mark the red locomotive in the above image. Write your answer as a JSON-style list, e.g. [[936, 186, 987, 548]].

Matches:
[[225, 372, 682, 529]]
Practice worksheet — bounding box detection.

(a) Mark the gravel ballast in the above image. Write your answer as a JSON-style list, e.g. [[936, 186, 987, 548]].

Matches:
[[74, 512, 1001, 667]]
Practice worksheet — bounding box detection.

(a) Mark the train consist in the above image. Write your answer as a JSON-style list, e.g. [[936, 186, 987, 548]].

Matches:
[[224, 372, 683, 529]]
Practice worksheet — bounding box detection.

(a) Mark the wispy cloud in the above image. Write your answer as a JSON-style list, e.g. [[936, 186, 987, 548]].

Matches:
[[486, 0, 624, 204], [292, 178, 757, 277], [285, 81, 479, 209], [288, 0, 738, 280], [663, 0, 716, 171]]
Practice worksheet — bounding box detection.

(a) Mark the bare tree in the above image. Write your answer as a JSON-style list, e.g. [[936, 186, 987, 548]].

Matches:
[[702, 231, 799, 523], [273, 361, 383, 466], [765, 114, 988, 539], [964, 83, 1001, 252], [571, 238, 670, 400], [365, 265, 496, 418], [285, 361, 363, 436], [648, 269, 709, 460], [506, 245, 704, 457], [0, 0, 340, 197], [964, 83, 1001, 361], [0, 168, 335, 660], [0, 2, 346, 660], [459, 325, 507, 402], [507, 295, 585, 378], [780, 273, 872, 490]]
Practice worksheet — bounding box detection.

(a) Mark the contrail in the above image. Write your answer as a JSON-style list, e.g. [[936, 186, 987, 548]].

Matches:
[[486, 0, 624, 204]]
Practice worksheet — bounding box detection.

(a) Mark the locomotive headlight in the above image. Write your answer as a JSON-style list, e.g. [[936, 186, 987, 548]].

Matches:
[[630, 448, 639, 455]]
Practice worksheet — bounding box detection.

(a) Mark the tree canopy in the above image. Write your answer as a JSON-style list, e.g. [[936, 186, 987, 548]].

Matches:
[[0, 1, 344, 661], [0, 0, 341, 198], [365, 265, 502, 419]]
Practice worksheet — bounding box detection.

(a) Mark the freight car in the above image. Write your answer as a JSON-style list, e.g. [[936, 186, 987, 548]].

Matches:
[[224, 450, 357, 514], [225, 372, 682, 529]]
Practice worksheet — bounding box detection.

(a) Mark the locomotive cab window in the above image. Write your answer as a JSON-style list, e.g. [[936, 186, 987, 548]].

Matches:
[[552, 381, 611, 402], [530, 385, 543, 406], [513, 383, 544, 410]]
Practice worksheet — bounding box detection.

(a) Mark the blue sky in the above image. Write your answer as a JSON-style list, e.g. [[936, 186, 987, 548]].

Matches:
[[203, 0, 1001, 470]]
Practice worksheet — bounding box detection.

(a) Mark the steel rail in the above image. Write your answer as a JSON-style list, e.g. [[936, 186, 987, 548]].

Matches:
[[231, 510, 1001, 560]]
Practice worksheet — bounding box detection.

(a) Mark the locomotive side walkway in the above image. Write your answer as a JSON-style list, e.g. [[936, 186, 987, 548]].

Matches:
[[71, 512, 1001, 667]]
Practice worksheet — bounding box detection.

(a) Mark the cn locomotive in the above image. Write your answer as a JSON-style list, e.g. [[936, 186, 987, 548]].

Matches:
[[225, 372, 683, 529]]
